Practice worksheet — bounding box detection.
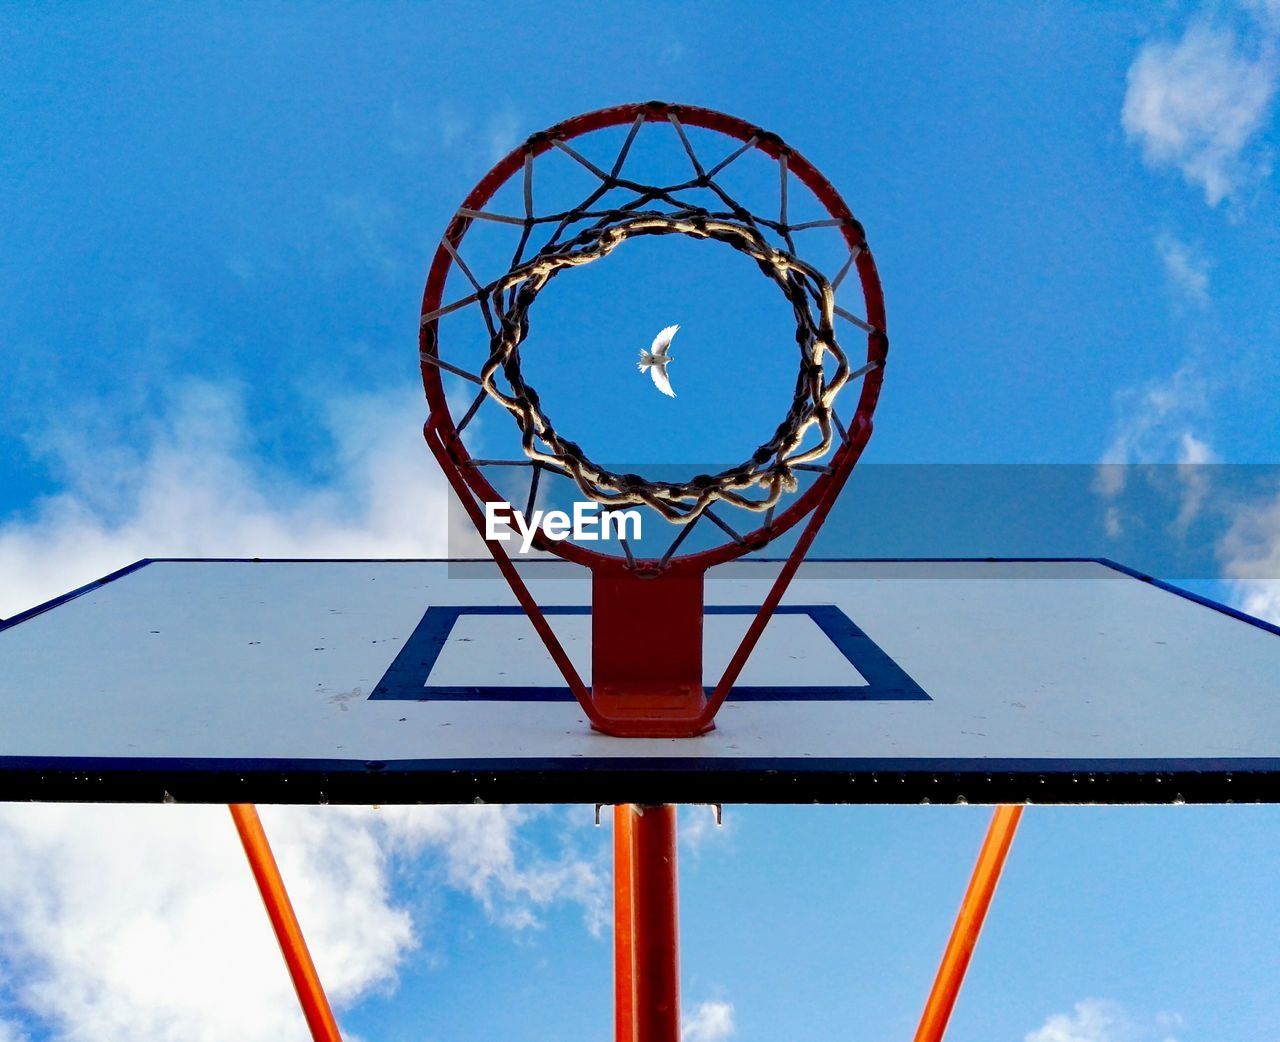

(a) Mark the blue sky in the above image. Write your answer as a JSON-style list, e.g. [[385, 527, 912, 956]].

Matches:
[[1, 3, 1279, 1041]]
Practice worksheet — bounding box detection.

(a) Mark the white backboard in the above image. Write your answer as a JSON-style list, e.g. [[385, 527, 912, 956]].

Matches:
[[1, 558, 1277, 804]]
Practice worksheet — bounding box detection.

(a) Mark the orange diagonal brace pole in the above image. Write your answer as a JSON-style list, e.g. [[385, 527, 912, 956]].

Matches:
[[229, 803, 344, 1042], [913, 805, 1023, 1042]]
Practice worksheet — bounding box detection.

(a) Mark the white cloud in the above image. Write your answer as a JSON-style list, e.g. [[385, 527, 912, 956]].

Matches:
[[1123, 21, 1277, 206], [0, 804, 396, 1042], [683, 999, 735, 1042], [1172, 430, 1217, 533], [1099, 363, 1212, 474], [0, 804, 604, 1042], [1098, 228, 1219, 497], [1026, 999, 1182, 1042], [678, 804, 729, 859], [433, 103, 522, 163], [377, 805, 608, 935], [1097, 363, 1219, 540], [1155, 234, 1210, 306], [325, 191, 405, 279], [0, 379, 448, 619], [1219, 485, 1280, 621], [1102, 501, 1125, 539], [659, 41, 688, 65], [1245, 0, 1280, 33], [485, 111, 521, 163]]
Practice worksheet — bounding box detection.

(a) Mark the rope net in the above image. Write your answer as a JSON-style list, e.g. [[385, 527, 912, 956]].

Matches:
[[422, 106, 884, 536]]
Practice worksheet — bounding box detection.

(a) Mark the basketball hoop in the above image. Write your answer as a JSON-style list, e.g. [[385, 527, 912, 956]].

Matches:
[[420, 101, 888, 736]]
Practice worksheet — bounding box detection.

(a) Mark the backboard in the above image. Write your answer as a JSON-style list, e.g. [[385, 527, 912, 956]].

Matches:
[[1, 558, 1277, 805]]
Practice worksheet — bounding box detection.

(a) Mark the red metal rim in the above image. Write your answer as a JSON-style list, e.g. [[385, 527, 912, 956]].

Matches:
[[420, 100, 887, 571]]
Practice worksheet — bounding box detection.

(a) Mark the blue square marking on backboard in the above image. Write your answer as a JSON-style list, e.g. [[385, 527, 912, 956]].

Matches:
[[369, 605, 929, 703]]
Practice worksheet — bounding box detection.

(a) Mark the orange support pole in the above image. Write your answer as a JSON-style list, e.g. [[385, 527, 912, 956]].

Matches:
[[229, 804, 344, 1042], [629, 804, 680, 1042], [913, 805, 1023, 1042], [614, 805, 637, 1042]]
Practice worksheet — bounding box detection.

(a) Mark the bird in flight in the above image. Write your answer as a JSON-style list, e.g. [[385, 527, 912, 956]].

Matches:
[[637, 324, 679, 398]]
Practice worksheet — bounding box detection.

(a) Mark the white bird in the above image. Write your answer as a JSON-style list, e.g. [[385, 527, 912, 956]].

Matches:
[[637, 324, 679, 398]]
